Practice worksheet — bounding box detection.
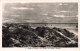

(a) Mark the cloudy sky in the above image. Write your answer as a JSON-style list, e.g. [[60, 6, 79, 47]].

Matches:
[[3, 3, 78, 23]]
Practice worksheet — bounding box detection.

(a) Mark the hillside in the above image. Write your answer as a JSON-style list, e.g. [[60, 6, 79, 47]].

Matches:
[[2, 23, 78, 47]]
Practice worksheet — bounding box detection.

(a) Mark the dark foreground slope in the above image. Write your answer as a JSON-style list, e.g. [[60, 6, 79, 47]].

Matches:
[[2, 23, 78, 47]]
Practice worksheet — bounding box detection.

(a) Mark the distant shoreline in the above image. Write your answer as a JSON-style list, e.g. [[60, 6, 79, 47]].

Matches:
[[2, 23, 78, 24]]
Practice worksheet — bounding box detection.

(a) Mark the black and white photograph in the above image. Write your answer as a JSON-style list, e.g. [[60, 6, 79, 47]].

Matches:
[[2, 3, 78, 47]]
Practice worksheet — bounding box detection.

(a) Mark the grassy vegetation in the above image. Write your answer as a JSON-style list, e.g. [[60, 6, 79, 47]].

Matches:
[[2, 23, 78, 47]]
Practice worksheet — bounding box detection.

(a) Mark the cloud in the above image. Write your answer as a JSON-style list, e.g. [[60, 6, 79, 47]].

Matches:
[[53, 15, 77, 17], [42, 13, 48, 16], [58, 3, 68, 6], [11, 7, 34, 10], [25, 20, 36, 23], [59, 3, 63, 5], [11, 15, 20, 17], [63, 4, 69, 5], [53, 15, 65, 17], [59, 11, 70, 13]]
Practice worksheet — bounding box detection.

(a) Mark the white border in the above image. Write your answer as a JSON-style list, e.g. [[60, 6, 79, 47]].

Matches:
[[0, 0, 80, 51]]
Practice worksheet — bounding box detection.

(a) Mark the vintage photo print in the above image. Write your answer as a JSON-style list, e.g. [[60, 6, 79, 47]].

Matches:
[[2, 3, 78, 47]]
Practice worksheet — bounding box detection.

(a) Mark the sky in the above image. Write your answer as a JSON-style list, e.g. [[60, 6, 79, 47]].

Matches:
[[2, 3, 78, 23]]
